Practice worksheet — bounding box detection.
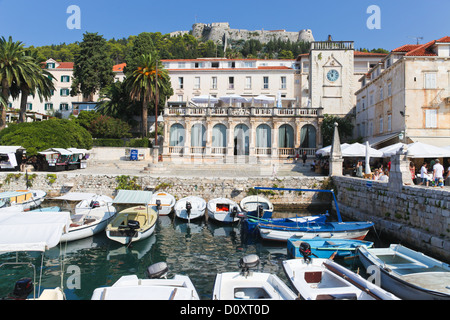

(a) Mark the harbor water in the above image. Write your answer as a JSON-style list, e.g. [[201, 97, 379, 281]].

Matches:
[[0, 206, 386, 300]]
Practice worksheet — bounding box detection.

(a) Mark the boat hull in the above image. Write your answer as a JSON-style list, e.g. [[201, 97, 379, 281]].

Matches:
[[61, 218, 110, 242], [106, 224, 156, 245], [358, 245, 450, 300], [287, 238, 373, 259], [258, 222, 373, 242], [175, 196, 206, 221], [149, 192, 175, 216]]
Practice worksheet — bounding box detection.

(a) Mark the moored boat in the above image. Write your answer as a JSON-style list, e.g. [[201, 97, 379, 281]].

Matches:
[[149, 192, 175, 216], [106, 205, 158, 245], [91, 262, 200, 300], [357, 244, 450, 300], [240, 195, 273, 219], [212, 254, 297, 300], [244, 214, 328, 233], [282, 257, 399, 300], [175, 196, 206, 221], [257, 220, 374, 242], [207, 197, 242, 223], [0, 189, 46, 212], [288, 238, 374, 259], [53, 193, 117, 242]]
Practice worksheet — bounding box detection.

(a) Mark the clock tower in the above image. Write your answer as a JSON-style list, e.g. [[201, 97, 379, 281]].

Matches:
[[309, 40, 354, 116]]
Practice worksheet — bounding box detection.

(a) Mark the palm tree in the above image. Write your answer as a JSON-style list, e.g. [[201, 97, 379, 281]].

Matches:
[[0, 36, 36, 129], [126, 53, 171, 138], [17, 50, 55, 123]]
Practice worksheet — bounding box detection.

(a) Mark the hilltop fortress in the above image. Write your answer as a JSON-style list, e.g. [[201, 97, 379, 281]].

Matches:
[[170, 22, 314, 44]]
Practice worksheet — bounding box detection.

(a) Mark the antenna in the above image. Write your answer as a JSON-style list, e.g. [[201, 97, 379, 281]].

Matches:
[[408, 36, 423, 45]]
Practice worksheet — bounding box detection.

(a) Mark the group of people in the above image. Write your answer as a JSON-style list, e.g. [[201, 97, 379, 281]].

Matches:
[[416, 159, 449, 188], [354, 161, 389, 181]]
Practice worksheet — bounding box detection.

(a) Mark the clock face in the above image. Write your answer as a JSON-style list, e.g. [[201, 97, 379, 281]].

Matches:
[[327, 69, 339, 82]]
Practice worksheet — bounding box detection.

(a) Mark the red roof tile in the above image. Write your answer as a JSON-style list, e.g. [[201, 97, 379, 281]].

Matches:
[[56, 62, 74, 69], [405, 39, 437, 57], [113, 63, 126, 72]]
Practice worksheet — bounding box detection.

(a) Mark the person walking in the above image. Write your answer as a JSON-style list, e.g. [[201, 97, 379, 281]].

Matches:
[[433, 159, 444, 188], [302, 151, 307, 166]]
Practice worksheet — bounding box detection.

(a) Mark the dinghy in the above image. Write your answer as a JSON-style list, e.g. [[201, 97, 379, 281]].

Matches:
[[282, 257, 399, 300], [106, 206, 158, 245], [240, 195, 273, 218], [288, 238, 373, 259], [244, 214, 328, 233], [358, 244, 450, 300], [149, 192, 175, 216], [212, 254, 297, 300], [91, 262, 199, 300], [0, 189, 46, 212], [53, 193, 117, 242], [257, 220, 374, 242], [175, 196, 206, 221], [207, 197, 242, 223]]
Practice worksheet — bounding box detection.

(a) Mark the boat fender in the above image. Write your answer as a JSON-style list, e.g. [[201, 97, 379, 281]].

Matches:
[[239, 254, 260, 271], [146, 262, 169, 279]]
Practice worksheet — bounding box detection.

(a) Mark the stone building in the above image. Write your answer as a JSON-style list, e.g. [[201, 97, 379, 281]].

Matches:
[[355, 36, 450, 147]]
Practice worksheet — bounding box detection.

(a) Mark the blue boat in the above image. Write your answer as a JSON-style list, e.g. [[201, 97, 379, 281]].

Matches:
[[243, 214, 328, 233], [287, 238, 374, 259]]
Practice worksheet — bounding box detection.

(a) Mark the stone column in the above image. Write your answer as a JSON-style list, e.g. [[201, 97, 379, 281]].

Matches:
[[329, 122, 343, 176], [389, 145, 413, 192]]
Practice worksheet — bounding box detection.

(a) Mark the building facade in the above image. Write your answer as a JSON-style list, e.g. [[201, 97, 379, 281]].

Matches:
[[355, 36, 450, 147]]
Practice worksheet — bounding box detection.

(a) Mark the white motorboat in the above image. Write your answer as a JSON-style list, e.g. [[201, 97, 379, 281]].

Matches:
[[282, 256, 399, 300], [91, 262, 200, 300], [0, 189, 46, 212], [175, 196, 206, 221], [212, 254, 297, 300], [358, 244, 450, 300], [53, 193, 117, 242], [149, 191, 175, 216], [207, 197, 242, 223], [240, 195, 273, 217], [106, 205, 158, 245], [0, 212, 70, 300]]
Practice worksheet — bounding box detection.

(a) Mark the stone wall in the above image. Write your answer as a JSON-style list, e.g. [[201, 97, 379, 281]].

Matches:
[[332, 176, 450, 262], [0, 172, 330, 212]]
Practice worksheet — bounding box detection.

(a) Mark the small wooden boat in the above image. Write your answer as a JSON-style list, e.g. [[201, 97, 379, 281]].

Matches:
[[207, 197, 242, 223], [288, 238, 374, 259], [357, 244, 450, 300], [257, 220, 374, 242], [91, 262, 200, 300], [175, 196, 206, 221], [244, 214, 328, 233], [0, 189, 46, 212], [53, 193, 117, 243], [240, 195, 273, 218], [106, 206, 158, 245], [212, 254, 297, 300], [149, 192, 175, 216], [282, 257, 399, 300]]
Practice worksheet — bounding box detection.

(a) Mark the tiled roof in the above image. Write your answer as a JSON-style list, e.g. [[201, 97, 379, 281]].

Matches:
[[405, 40, 437, 56], [56, 62, 74, 69], [392, 44, 421, 52], [113, 63, 126, 72]]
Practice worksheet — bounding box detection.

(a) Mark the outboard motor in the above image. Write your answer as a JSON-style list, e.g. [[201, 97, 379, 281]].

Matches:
[[127, 220, 140, 231], [257, 205, 264, 218], [155, 199, 162, 212], [238, 254, 260, 277], [11, 278, 33, 300], [146, 262, 169, 279], [231, 206, 238, 218], [299, 242, 313, 263], [185, 201, 192, 218]]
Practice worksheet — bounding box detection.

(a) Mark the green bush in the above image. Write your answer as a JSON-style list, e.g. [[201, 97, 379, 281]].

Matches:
[[93, 138, 125, 147], [0, 119, 93, 155]]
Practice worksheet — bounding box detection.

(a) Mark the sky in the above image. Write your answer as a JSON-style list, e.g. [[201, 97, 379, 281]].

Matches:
[[0, 0, 448, 51]]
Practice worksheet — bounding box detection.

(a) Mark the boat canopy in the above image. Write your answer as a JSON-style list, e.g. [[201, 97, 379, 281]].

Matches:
[[39, 148, 72, 156], [113, 190, 153, 205], [0, 190, 31, 200], [0, 212, 71, 253], [53, 192, 98, 201]]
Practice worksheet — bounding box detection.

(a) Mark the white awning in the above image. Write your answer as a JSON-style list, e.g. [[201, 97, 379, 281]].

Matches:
[[0, 146, 24, 154], [0, 212, 71, 253], [113, 190, 153, 204], [53, 192, 98, 201]]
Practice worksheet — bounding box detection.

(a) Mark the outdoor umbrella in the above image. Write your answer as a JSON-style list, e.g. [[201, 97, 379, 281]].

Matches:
[[191, 95, 219, 106], [315, 143, 350, 157], [365, 141, 371, 174], [219, 94, 249, 105], [380, 142, 450, 158], [341, 143, 383, 157], [253, 95, 275, 106]]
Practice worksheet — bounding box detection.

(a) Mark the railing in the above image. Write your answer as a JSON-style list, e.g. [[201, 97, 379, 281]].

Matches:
[[165, 106, 323, 117], [255, 148, 271, 155], [278, 148, 295, 156], [190, 147, 205, 154], [211, 147, 226, 154], [311, 41, 354, 50], [169, 146, 184, 154]]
